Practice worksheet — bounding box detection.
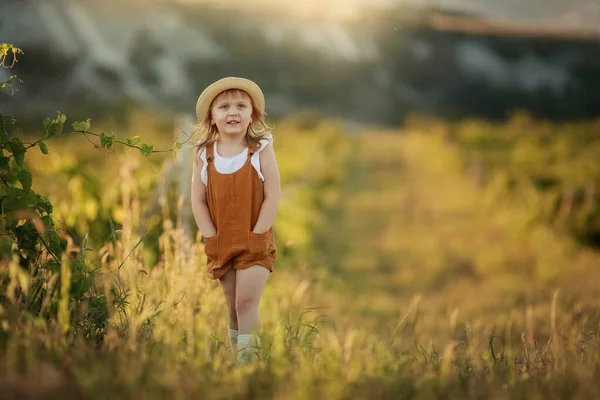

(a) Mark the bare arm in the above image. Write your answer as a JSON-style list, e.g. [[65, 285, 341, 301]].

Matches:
[[191, 157, 217, 238], [253, 142, 281, 234]]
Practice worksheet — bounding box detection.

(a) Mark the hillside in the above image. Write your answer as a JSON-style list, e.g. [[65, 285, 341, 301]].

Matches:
[[1, 1, 600, 126]]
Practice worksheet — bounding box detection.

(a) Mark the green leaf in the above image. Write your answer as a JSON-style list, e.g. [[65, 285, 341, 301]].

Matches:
[[1, 157, 16, 185], [0, 166, 15, 186], [17, 169, 32, 190], [0, 116, 11, 144], [37, 195, 53, 214], [125, 136, 140, 147], [42, 214, 54, 229], [10, 158, 29, 171], [39, 141, 49, 154], [43, 228, 63, 259], [0, 155, 9, 172], [15, 221, 40, 256], [140, 143, 154, 159], [100, 132, 115, 149], [2, 187, 39, 212], [22, 189, 40, 208], [72, 118, 91, 132], [43, 112, 66, 138], [171, 140, 183, 160], [8, 137, 25, 166]]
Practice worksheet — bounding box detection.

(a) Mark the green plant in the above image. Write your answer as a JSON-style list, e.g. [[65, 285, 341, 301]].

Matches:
[[0, 43, 182, 343], [0, 43, 23, 95]]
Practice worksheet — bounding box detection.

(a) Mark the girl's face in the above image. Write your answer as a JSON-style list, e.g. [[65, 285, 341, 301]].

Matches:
[[210, 90, 253, 139]]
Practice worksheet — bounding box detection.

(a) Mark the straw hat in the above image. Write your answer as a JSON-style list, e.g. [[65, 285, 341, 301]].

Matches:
[[195, 77, 265, 122]]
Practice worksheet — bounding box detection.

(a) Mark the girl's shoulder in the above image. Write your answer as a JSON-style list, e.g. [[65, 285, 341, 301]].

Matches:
[[257, 133, 274, 150], [198, 139, 217, 150], [197, 140, 217, 160], [249, 133, 273, 155]]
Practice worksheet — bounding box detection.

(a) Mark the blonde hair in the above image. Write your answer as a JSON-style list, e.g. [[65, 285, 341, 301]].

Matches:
[[194, 89, 271, 162]]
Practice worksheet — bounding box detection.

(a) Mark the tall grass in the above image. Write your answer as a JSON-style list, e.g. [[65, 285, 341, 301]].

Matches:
[[1, 112, 599, 399]]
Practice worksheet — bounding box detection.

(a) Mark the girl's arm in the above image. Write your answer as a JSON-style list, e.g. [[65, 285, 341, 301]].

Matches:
[[253, 143, 281, 234], [191, 158, 217, 238]]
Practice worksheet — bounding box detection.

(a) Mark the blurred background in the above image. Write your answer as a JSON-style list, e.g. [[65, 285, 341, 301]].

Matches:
[[2, 0, 600, 398], [2, 0, 600, 124]]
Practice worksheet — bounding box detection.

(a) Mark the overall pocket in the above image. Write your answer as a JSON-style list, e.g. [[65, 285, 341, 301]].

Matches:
[[204, 235, 219, 264], [247, 231, 269, 259]]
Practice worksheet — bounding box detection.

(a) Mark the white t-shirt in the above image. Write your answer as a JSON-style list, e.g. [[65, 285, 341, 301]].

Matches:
[[198, 134, 273, 185]]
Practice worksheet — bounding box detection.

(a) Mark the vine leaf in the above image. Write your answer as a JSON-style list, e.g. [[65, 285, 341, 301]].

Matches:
[[125, 136, 140, 146], [72, 119, 91, 133], [3, 187, 38, 212], [39, 141, 49, 154], [17, 169, 32, 190], [43, 112, 66, 138], [100, 132, 115, 149], [8, 137, 25, 166], [140, 143, 154, 158]]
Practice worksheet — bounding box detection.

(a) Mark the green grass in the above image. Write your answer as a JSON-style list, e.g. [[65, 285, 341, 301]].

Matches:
[[1, 111, 600, 399]]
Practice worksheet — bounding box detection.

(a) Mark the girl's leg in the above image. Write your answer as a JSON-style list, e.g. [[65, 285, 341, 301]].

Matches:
[[235, 265, 270, 334], [218, 268, 238, 352], [235, 265, 270, 364]]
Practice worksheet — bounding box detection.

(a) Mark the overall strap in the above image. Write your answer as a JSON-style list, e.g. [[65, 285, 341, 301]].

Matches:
[[205, 141, 215, 163], [242, 148, 254, 167], [248, 143, 257, 158], [246, 143, 256, 163]]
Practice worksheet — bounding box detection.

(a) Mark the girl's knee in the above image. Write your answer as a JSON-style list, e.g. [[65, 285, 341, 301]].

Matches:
[[235, 293, 258, 314]]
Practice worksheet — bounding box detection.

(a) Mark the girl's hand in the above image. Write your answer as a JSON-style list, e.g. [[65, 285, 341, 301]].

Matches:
[[191, 157, 218, 237]]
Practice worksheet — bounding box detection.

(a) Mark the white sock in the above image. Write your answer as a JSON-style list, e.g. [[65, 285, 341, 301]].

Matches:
[[228, 327, 238, 352], [237, 333, 261, 365]]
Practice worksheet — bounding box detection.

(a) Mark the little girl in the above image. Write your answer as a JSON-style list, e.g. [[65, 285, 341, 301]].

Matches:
[[191, 77, 280, 365]]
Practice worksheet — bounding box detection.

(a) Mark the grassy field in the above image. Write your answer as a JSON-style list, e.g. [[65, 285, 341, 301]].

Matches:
[[1, 110, 600, 399]]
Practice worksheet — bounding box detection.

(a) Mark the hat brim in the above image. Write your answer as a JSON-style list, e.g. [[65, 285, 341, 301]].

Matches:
[[196, 77, 265, 122]]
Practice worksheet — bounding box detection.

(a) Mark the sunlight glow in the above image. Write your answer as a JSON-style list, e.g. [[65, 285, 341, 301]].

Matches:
[[169, 0, 393, 21]]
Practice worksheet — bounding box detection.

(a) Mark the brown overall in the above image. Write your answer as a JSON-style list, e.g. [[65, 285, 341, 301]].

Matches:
[[203, 142, 277, 280]]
